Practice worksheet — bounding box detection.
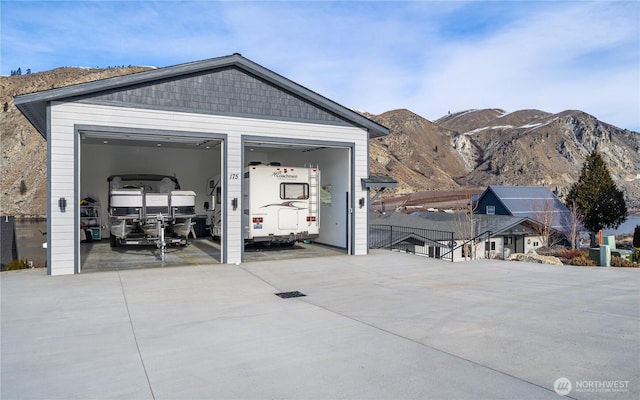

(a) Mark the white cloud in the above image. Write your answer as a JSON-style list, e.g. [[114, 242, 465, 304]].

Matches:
[[397, 2, 640, 130], [2, 1, 638, 130]]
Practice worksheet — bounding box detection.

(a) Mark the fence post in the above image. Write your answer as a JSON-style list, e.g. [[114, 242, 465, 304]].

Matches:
[[451, 231, 455, 262], [389, 225, 393, 250]]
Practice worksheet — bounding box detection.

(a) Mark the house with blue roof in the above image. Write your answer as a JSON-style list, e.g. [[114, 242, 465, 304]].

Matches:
[[474, 185, 573, 249]]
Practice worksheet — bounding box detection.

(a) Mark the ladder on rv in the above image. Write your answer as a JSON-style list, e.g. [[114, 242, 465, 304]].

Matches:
[[308, 166, 319, 223]]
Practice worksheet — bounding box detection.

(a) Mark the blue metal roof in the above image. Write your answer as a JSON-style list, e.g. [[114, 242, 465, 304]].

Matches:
[[481, 186, 571, 231]]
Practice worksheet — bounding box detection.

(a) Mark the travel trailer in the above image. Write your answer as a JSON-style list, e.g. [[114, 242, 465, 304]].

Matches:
[[208, 163, 320, 245], [108, 174, 196, 249]]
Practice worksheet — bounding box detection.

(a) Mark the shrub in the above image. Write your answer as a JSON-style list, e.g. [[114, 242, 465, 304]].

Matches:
[[611, 256, 638, 268], [537, 246, 566, 257], [2, 258, 30, 271], [560, 248, 585, 260], [634, 248, 640, 263], [569, 255, 597, 266]]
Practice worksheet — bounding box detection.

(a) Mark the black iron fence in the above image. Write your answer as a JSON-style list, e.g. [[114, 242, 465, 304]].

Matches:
[[369, 225, 493, 262], [369, 224, 456, 261]]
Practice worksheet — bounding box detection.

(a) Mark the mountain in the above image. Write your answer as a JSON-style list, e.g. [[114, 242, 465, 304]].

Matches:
[[367, 108, 640, 208], [366, 109, 469, 193], [1, 67, 153, 217], [1, 67, 639, 217]]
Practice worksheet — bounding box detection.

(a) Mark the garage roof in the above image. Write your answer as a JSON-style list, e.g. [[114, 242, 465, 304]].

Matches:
[[14, 53, 390, 140]]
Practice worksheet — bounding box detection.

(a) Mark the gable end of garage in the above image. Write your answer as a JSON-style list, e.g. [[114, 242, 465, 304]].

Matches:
[[75, 66, 354, 127]]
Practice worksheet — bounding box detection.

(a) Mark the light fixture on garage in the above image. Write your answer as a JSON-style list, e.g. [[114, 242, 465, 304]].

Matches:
[[157, 143, 162, 147], [103, 140, 108, 144]]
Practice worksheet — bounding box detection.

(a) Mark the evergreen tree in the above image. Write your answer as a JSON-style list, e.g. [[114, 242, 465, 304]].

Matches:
[[633, 225, 640, 248], [566, 150, 627, 246]]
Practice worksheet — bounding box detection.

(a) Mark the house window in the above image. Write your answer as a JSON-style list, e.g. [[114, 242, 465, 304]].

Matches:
[[533, 241, 539, 247], [490, 241, 496, 251], [505, 237, 513, 245], [486, 205, 495, 215]]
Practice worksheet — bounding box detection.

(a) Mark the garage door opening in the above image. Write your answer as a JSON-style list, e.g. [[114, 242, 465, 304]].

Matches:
[[78, 129, 224, 272], [242, 140, 351, 262]]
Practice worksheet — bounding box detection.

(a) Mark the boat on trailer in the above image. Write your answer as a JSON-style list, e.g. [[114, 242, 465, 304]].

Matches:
[[107, 174, 196, 251]]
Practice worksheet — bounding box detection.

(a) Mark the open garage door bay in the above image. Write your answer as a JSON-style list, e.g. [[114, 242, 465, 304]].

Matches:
[[79, 129, 224, 271]]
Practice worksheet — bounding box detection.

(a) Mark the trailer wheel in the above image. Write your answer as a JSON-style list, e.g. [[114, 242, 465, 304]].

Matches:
[[110, 234, 118, 248]]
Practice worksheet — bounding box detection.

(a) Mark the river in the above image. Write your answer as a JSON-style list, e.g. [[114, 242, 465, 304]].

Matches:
[[602, 214, 640, 236]]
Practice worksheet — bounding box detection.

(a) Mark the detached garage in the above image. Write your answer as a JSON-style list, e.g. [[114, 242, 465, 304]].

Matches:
[[15, 54, 389, 275]]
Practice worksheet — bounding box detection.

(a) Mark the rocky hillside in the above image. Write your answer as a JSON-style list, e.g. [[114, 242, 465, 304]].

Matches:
[[1, 67, 153, 217], [2, 67, 639, 216], [366, 108, 640, 209], [366, 109, 469, 194]]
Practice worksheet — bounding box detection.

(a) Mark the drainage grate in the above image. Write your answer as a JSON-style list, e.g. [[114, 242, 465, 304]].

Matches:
[[275, 291, 306, 299]]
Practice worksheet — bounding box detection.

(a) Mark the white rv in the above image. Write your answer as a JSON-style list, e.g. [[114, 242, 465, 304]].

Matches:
[[208, 163, 320, 245]]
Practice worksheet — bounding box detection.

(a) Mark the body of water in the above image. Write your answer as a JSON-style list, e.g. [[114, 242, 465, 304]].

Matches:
[[602, 214, 640, 236], [14, 220, 47, 267]]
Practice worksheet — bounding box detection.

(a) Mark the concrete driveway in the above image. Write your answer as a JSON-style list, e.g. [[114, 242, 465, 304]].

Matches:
[[2, 251, 638, 399]]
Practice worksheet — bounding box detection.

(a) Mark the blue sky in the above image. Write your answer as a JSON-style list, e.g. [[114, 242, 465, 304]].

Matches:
[[2, 1, 639, 131]]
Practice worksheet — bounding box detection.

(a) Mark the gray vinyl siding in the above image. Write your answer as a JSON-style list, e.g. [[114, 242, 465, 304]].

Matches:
[[48, 106, 77, 275], [77, 67, 352, 127]]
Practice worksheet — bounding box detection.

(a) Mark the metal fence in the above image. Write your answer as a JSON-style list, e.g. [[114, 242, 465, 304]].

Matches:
[[369, 224, 456, 262]]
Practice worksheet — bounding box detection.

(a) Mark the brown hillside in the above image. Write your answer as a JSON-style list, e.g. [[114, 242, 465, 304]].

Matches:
[[1, 67, 154, 217], [441, 109, 640, 206], [367, 109, 467, 195]]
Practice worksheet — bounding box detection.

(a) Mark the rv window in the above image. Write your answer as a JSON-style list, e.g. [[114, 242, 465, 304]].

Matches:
[[216, 187, 222, 204], [280, 183, 309, 200]]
